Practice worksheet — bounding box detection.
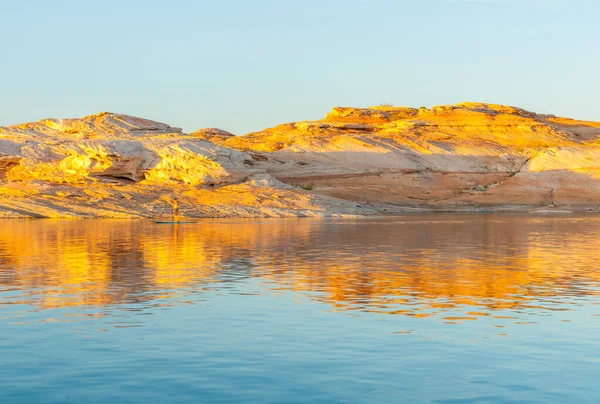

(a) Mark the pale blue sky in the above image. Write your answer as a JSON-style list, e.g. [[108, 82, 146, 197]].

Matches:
[[0, 0, 597, 134]]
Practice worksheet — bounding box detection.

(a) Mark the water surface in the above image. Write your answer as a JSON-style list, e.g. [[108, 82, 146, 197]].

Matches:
[[0, 215, 599, 403]]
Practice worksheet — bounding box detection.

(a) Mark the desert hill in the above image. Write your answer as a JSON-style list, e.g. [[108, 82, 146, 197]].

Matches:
[[1, 103, 600, 218], [209, 103, 600, 209]]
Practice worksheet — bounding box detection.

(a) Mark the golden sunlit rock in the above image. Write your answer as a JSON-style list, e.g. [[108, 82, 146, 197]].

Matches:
[[2, 103, 600, 217]]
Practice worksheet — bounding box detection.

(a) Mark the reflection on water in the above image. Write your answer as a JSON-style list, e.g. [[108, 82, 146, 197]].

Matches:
[[1, 215, 600, 403], [0, 215, 599, 324]]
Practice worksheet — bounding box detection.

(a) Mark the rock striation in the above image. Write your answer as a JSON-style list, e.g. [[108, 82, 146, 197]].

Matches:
[[1, 103, 600, 218], [211, 102, 600, 211]]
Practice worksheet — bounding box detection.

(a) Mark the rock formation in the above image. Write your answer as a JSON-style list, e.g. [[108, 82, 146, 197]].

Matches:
[[1, 103, 600, 218]]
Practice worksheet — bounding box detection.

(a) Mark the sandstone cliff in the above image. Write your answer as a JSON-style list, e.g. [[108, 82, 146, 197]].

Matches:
[[1, 103, 600, 218], [211, 102, 600, 211]]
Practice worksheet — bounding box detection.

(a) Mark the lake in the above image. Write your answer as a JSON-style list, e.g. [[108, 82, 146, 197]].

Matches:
[[0, 215, 599, 403]]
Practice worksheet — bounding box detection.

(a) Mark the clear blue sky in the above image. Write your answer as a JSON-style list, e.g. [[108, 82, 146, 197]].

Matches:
[[1, 0, 598, 134]]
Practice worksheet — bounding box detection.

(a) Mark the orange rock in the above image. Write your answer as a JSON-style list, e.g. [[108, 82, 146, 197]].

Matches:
[[2, 103, 600, 217]]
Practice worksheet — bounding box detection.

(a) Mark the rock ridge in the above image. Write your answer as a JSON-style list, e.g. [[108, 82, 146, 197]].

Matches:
[[1, 102, 600, 218]]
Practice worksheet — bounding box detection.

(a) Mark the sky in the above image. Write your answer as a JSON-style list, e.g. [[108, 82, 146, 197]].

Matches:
[[0, 0, 598, 134]]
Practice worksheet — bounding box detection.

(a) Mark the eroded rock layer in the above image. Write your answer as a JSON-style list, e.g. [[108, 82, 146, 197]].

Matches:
[[1, 103, 600, 218]]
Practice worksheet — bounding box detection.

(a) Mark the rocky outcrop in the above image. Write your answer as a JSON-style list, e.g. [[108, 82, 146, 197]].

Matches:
[[0, 113, 251, 186], [190, 128, 235, 143], [1, 103, 600, 218], [208, 103, 600, 210], [0, 112, 376, 218]]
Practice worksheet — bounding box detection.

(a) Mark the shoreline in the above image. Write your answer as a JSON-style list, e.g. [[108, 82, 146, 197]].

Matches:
[[0, 205, 596, 219]]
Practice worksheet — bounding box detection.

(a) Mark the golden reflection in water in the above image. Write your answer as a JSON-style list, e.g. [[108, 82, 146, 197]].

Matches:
[[0, 217, 598, 320]]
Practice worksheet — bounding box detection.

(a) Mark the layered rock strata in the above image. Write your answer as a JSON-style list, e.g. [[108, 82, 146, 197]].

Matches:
[[1, 103, 599, 218]]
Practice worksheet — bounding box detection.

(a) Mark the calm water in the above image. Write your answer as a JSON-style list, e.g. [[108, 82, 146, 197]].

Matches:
[[0, 215, 599, 403]]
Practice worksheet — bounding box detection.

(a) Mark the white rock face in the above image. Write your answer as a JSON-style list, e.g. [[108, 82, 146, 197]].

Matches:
[[526, 147, 600, 172], [0, 112, 252, 185]]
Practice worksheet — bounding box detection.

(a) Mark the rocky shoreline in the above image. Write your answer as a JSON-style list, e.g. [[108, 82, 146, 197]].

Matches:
[[1, 103, 599, 218]]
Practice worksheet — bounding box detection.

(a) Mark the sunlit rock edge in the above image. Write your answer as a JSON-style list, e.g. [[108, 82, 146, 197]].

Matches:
[[1, 103, 600, 218]]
